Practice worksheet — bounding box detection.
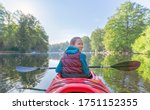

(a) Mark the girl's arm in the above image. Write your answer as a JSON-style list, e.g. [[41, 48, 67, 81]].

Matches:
[[55, 61, 63, 73], [80, 53, 90, 75]]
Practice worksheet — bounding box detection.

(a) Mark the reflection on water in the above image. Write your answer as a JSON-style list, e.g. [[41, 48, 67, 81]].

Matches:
[[90, 53, 150, 92], [0, 53, 49, 93], [0, 53, 150, 93]]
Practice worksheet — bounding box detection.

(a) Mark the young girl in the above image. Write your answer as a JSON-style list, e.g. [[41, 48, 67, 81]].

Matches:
[[56, 37, 90, 78]]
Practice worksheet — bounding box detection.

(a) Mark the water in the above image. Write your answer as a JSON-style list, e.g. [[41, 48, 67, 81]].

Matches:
[[0, 53, 150, 93]]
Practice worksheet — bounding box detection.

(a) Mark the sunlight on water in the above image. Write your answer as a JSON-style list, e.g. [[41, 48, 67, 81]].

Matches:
[[34, 60, 59, 93]]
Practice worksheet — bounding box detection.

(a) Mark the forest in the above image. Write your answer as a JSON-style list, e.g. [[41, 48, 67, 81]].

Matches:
[[0, 3, 48, 53]]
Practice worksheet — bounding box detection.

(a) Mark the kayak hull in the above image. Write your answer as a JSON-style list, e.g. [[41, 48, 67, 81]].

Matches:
[[46, 71, 110, 93]]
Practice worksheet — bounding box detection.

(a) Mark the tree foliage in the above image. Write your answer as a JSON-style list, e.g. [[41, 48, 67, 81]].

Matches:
[[103, 1, 150, 52], [90, 28, 104, 52], [15, 11, 48, 52], [0, 4, 7, 49], [0, 4, 48, 52], [82, 36, 91, 52], [49, 42, 69, 52], [132, 26, 150, 54]]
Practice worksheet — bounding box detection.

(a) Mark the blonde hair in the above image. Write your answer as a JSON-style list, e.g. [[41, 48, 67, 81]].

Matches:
[[70, 37, 81, 45]]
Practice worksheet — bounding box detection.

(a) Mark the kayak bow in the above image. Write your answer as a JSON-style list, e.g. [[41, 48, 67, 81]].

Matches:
[[46, 71, 110, 93]]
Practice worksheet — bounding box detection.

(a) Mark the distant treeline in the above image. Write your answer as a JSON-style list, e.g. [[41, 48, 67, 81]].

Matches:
[[49, 42, 69, 52], [50, 1, 150, 54], [49, 36, 91, 52], [0, 3, 48, 53]]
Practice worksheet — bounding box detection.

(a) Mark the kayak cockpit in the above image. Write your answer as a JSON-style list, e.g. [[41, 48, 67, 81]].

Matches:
[[46, 71, 110, 93]]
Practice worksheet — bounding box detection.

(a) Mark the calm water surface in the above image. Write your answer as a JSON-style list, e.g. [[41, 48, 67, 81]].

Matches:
[[0, 53, 150, 93]]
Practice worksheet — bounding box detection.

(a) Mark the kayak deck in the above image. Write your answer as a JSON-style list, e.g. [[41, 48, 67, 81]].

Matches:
[[46, 71, 110, 93]]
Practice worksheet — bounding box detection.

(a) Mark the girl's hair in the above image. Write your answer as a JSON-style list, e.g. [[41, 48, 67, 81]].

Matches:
[[70, 37, 81, 45]]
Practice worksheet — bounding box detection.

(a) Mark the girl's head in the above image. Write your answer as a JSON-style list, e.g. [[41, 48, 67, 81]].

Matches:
[[70, 37, 83, 51]]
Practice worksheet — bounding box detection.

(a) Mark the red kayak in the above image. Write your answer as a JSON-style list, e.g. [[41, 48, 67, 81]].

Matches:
[[46, 71, 110, 93]]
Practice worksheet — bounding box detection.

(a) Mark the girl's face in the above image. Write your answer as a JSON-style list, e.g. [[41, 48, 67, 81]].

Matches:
[[74, 39, 83, 51]]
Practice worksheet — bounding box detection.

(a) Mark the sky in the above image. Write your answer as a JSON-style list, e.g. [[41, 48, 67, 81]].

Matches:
[[0, 0, 150, 44]]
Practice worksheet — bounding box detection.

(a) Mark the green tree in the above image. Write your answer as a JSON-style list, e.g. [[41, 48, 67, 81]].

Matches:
[[49, 42, 69, 52], [0, 4, 7, 50], [2, 11, 18, 50], [31, 24, 49, 52], [132, 26, 150, 54], [0, 3, 49, 52], [90, 28, 104, 52], [103, 1, 150, 52], [82, 36, 91, 52], [15, 11, 48, 52]]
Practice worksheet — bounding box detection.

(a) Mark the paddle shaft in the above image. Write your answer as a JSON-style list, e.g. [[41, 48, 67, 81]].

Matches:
[[47, 65, 132, 69], [89, 66, 110, 68], [47, 66, 111, 69], [18, 88, 46, 91], [16, 61, 140, 72]]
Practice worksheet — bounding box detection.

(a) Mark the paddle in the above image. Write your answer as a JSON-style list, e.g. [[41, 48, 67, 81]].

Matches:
[[89, 61, 140, 71], [18, 87, 46, 91], [16, 61, 140, 73]]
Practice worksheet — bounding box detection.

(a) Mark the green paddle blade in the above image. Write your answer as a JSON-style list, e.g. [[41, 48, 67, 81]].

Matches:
[[111, 61, 141, 71]]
